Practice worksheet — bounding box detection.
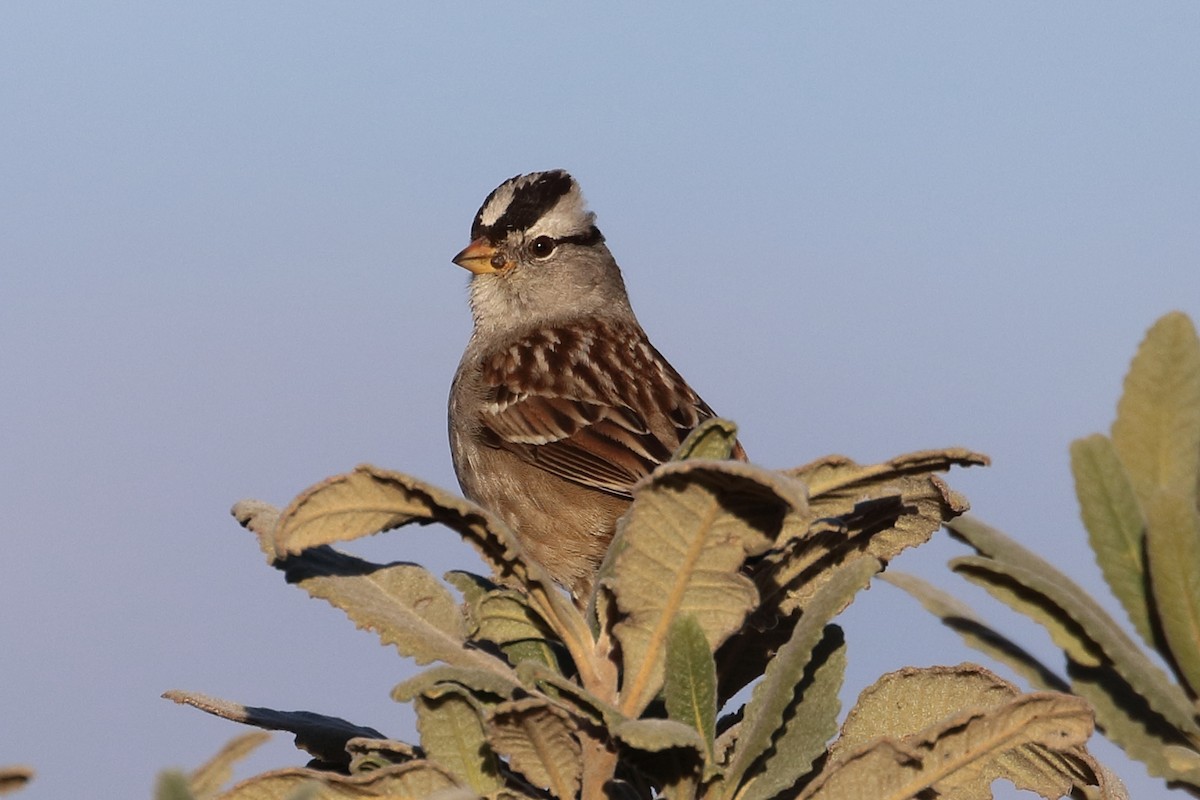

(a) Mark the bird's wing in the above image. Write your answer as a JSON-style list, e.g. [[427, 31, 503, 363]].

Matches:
[[476, 321, 735, 499]]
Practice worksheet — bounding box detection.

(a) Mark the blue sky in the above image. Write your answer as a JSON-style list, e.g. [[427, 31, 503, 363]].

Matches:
[[2, 3, 1198, 797]]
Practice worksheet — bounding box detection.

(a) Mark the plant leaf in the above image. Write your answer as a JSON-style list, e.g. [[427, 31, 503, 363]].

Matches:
[[391, 665, 518, 704], [1110, 311, 1200, 509], [882, 571, 1069, 693], [485, 697, 582, 799], [609, 460, 802, 717], [664, 614, 717, 766], [162, 691, 385, 769], [1068, 662, 1200, 787], [477, 588, 563, 671], [264, 465, 593, 691], [1070, 434, 1152, 647], [812, 666, 1096, 800], [154, 772, 194, 800], [275, 549, 484, 669], [413, 685, 504, 795], [674, 417, 742, 460], [723, 558, 880, 799], [771, 449, 983, 617], [1142, 485, 1200, 697], [948, 515, 1200, 738], [212, 761, 461, 799], [188, 732, 272, 799], [736, 625, 847, 800]]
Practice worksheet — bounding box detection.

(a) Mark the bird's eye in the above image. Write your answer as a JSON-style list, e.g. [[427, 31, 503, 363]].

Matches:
[[529, 236, 556, 259]]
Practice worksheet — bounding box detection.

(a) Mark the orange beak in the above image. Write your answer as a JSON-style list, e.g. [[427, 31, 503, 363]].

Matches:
[[452, 237, 509, 275]]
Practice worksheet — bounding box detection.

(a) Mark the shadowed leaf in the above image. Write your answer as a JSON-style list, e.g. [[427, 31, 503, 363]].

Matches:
[[485, 697, 582, 798], [949, 516, 1200, 738], [162, 691, 385, 769], [609, 460, 802, 717], [723, 559, 880, 798], [735, 626, 847, 800], [413, 685, 503, 795], [664, 614, 717, 766], [812, 666, 1097, 800]]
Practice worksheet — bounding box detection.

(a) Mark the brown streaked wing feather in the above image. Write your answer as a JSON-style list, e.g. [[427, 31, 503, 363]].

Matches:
[[477, 319, 736, 496]]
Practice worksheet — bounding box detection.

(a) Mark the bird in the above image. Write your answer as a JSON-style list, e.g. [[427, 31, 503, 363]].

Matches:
[[448, 170, 745, 597]]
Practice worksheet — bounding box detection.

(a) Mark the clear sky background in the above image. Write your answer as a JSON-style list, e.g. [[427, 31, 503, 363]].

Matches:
[[2, 3, 1198, 798]]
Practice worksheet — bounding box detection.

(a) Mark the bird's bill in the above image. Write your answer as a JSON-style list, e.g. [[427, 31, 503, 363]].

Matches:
[[452, 237, 509, 274]]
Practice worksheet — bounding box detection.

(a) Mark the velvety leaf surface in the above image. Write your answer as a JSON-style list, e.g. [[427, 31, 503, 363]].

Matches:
[[413, 686, 503, 795], [609, 460, 800, 717], [214, 761, 460, 799], [1109, 312, 1200, 696], [485, 698, 581, 799], [813, 666, 1096, 800], [735, 626, 847, 800], [664, 614, 717, 766], [949, 516, 1200, 738], [722, 558, 880, 799], [1070, 435, 1152, 647]]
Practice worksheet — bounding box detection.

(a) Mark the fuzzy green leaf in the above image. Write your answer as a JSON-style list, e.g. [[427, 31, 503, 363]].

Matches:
[[1143, 486, 1200, 696], [612, 718, 707, 754], [664, 614, 717, 765], [736, 626, 847, 800], [815, 666, 1096, 800], [154, 771, 194, 800], [1068, 663, 1200, 787], [391, 665, 519, 704], [485, 698, 581, 799], [1070, 434, 1152, 647], [949, 516, 1200, 738], [264, 464, 592, 683], [771, 449, 982, 616], [477, 589, 562, 670], [1110, 311, 1200, 509], [674, 417, 742, 460], [414, 686, 503, 795], [609, 460, 803, 717], [722, 558, 880, 799], [211, 761, 461, 799], [278, 550, 481, 668]]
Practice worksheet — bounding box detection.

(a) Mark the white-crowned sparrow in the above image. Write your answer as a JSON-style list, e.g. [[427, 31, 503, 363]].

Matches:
[[449, 170, 746, 596]]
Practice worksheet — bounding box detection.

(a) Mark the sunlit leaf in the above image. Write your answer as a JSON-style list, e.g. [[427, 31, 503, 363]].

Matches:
[[1142, 486, 1200, 697], [609, 460, 801, 717], [811, 666, 1096, 800], [1070, 435, 1152, 647], [213, 761, 460, 799], [1110, 311, 1200, 509], [674, 417, 742, 461], [949, 516, 1200, 738]]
